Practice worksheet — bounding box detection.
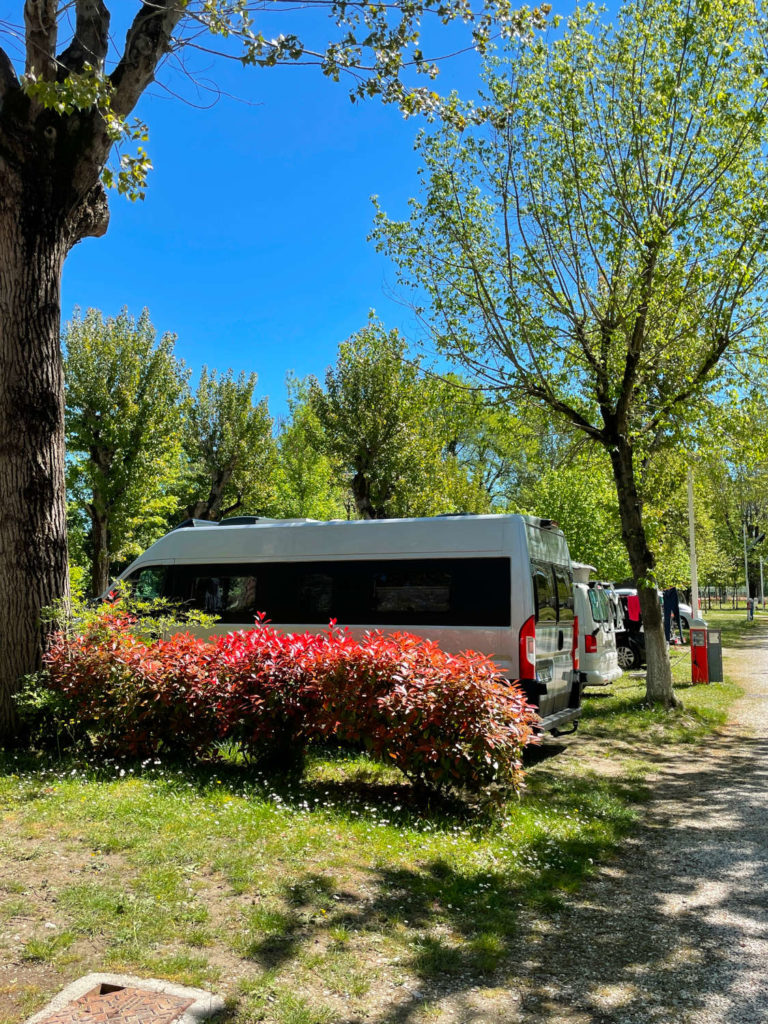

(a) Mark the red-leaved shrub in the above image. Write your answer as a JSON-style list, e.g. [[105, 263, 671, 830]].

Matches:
[[44, 610, 220, 756], [213, 621, 326, 769], [309, 629, 536, 793], [42, 613, 538, 794]]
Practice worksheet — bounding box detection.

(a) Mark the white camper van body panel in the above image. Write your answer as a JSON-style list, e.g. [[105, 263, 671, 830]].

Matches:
[[113, 514, 581, 732], [573, 582, 622, 686]]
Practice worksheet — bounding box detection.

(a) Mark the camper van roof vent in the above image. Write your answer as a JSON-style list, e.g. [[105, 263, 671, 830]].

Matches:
[[172, 518, 220, 530], [220, 516, 265, 526]]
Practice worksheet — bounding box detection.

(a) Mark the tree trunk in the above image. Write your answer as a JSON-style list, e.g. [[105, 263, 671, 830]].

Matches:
[[89, 507, 110, 597], [608, 435, 679, 707], [188, 467, 234, 521], [352, 469, 388, 519], [0, 208, 69, 735]]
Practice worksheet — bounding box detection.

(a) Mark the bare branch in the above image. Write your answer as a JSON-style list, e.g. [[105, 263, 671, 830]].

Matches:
[[614, 242, 660, 431], [24, 0, 58, 80], [110, 1, 184, 119], [58, 0, 110, 76], [524, 382, 606, 442]]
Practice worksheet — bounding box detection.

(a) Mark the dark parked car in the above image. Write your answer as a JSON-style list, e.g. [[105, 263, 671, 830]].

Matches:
[[615, 592, 646, 670]]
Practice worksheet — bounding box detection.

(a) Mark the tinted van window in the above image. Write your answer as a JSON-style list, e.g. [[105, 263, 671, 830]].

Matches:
[[532, 561, 557, 622], [554, 566, 574, 622], [162, 557, 511, 627]]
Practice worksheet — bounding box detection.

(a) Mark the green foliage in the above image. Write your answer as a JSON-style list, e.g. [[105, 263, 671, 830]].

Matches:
[[13, 673, 87, 754], [374, 0, 768, 453], [307, 317, 494, 519], [272, 376, 349, 520], [512, 449, 630, 580], [696, 398, 768, 594], [182, 367, 278, 520], [64, 308, 188, 596]]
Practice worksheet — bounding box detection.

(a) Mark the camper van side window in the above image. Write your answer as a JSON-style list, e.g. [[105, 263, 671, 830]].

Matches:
[[588, 587, 607, 623], [297, 572, 334, 619], [554, 567, 574, 622], [371, 567, 451, 614], [532, 561, 557, 622], [170, 557, 510, 627], [171, 567, 259, 622]]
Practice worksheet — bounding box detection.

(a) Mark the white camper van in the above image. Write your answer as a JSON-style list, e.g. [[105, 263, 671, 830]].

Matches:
[[112, 514, 582, 734], [572, 564, 622, 687]]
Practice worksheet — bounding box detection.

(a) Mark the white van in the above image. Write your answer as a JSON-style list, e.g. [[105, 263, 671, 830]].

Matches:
[[572, 582, 622, 687], [111, 514, 582, 734]]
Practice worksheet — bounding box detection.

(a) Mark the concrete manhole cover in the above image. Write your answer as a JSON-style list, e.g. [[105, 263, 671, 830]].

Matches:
[[25, 974, 225, 1024]]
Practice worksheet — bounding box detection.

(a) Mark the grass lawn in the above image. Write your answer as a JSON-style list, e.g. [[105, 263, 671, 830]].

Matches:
[[0, 616, 755, 1024]]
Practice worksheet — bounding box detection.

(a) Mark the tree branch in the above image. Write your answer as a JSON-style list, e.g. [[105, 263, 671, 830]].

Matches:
[[24, 0, 58, 81], [110, 1, 185, 118], [524, 383, 606, 443], [614, 241, 660, 431], [67, 181, 110, 244], [58, 0, 111, 76]]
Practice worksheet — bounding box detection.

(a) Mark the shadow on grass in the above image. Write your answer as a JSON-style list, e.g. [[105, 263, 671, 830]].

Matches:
[[231, 728, 768, 1024]]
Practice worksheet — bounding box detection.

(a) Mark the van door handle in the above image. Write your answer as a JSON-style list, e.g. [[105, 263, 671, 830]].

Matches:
[[558, 629, 564, 650]]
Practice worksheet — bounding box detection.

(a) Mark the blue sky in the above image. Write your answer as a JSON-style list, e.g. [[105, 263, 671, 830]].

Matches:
[[55, 8, 493, 421]]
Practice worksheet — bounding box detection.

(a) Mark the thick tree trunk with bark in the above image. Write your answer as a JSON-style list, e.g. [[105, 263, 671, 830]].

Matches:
[[0, 204, 70, 733], [0, 1, 183, 740], [187, 467, 238, 521], [608, 434, 679, 707]]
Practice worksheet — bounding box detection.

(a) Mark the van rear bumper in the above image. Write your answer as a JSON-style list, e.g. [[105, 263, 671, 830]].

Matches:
[[582, 666, 623, 686]]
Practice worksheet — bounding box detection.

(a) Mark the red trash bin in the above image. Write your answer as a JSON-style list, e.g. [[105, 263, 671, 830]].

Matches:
[[690, 624, 709, 684]]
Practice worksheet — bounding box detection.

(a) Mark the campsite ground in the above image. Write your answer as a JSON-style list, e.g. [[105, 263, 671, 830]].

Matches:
[[0, 611, 758, 1024]]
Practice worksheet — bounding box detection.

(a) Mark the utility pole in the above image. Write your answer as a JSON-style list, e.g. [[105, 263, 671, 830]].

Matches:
[[744, 522, 750, 608], [761, 556, 765, 612], [688, 468, 700, 618]]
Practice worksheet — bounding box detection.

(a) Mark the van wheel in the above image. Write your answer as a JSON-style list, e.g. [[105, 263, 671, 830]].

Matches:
[[616, 643, 640, 670]]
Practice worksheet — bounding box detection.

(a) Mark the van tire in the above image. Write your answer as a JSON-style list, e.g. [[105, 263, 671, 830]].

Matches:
[[616, 642, 640, 671]]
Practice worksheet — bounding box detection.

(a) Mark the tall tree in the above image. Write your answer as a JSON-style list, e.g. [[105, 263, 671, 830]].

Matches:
[[375, 0, 768, 705], [308, 319, 491, 519], [273, 377, 349, 520], [0, 2, 547, 734], [65, 308, 186, 596], [308, 321, 431, 519], [183, 367, 277, 521]]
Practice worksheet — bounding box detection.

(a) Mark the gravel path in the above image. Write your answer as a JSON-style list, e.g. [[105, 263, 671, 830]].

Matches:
[[504, 625, 768, 1024]]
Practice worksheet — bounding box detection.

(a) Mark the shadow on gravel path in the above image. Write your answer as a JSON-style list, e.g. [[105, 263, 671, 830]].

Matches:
[[473, 626, 768, 1024]]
